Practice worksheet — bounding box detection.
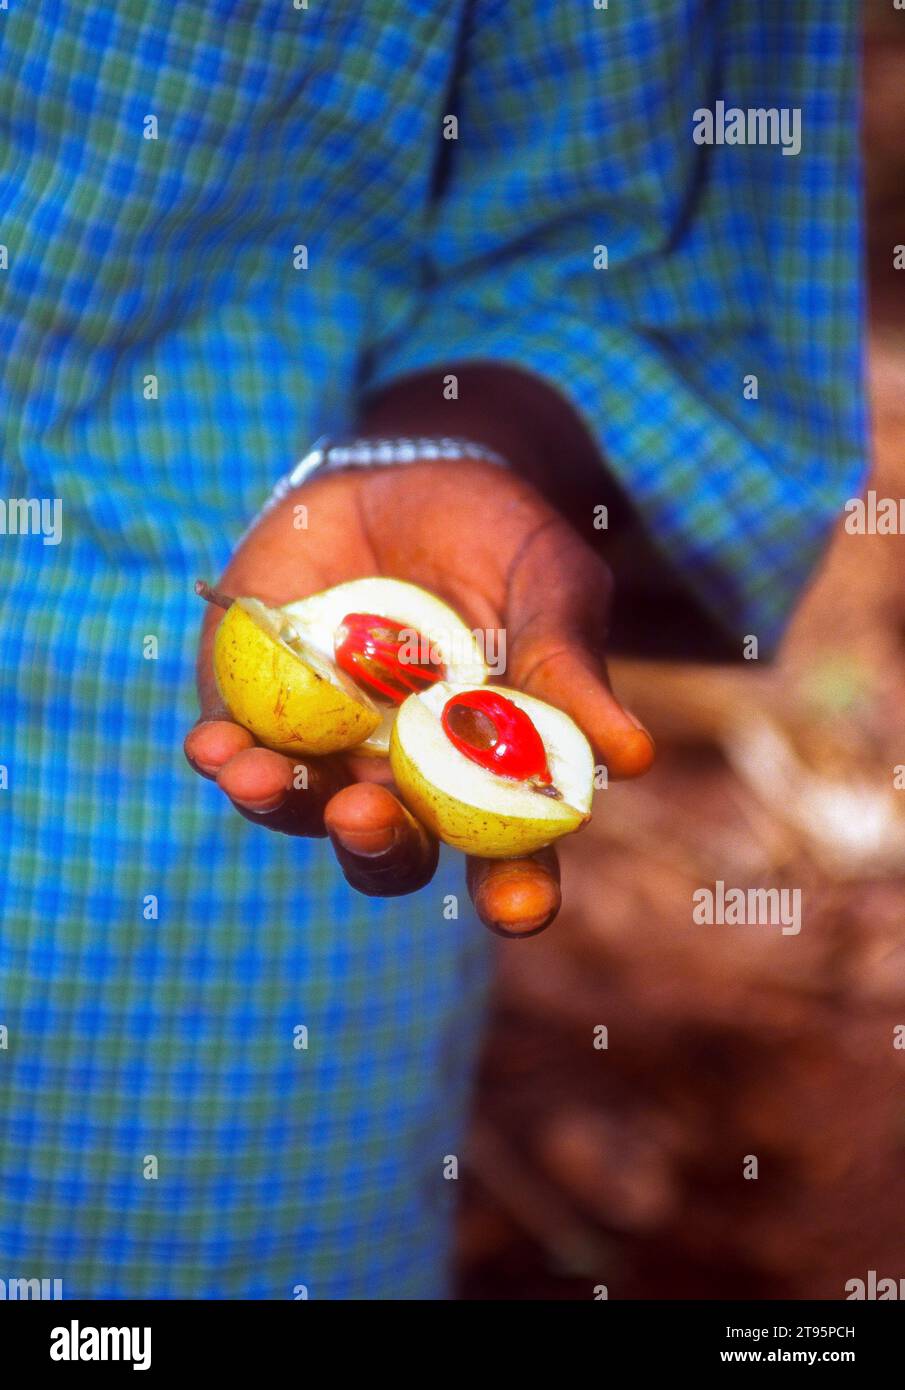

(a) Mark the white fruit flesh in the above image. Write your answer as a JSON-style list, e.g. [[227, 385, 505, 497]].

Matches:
[[283, 578, 488, 755], [390, 681, 594, 857]]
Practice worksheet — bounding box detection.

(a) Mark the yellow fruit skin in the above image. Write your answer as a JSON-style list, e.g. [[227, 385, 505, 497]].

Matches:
[[213, 603, 380, 756], [389, 722, 586, 858]]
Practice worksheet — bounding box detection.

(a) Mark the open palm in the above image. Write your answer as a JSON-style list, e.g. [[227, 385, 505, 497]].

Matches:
[[185, 457, 653, 935]]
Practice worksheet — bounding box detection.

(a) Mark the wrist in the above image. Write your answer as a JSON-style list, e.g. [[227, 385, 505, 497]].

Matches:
[[267, 433, 511, 514]]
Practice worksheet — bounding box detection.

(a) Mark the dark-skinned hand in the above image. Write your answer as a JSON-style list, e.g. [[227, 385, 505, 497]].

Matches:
[[184, 458, 654, 936]]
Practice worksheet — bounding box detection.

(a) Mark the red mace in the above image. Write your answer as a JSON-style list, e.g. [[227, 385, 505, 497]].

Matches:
[[441, 689, 552, 785], [334, 612, 446, 704]]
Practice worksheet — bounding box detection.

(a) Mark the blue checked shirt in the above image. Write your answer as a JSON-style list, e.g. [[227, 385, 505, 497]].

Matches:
[[0, 1, 864, 1298]]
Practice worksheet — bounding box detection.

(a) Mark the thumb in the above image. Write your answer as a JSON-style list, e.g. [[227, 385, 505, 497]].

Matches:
[[513, 642, 654, 780], [505, 521, 654, 780]]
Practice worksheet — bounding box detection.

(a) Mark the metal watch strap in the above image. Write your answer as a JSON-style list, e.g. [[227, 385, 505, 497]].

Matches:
[[267, 434, 511, 508]]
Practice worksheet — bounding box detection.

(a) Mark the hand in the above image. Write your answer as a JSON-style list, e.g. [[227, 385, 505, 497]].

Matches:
[[184, 457, 654, 935]]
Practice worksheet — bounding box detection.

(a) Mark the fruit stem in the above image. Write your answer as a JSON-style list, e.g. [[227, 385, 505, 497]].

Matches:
[[195, 579, 233, 611]]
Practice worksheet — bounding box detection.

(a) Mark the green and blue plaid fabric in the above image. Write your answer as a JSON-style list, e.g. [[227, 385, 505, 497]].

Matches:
[[0, 1, 864, 1297]]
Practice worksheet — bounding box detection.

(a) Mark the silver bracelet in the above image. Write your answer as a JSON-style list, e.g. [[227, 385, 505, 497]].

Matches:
[[266, 434, 511, 509]]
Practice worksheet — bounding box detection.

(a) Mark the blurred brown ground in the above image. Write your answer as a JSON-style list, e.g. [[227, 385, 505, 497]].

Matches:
[[456, 7, 905, 1299]]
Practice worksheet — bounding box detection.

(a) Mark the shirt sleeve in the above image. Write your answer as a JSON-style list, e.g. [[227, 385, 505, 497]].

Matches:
[[362, 0, 867, 653]]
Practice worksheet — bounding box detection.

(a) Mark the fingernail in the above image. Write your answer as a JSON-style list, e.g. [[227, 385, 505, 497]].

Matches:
[[192, 757, 222, 778], [484, 913, 556, 939], [622, 705, 649, 733], [331, 824, 400, 858], [474, 868, 561, 938], [234, 790, 287, 814]]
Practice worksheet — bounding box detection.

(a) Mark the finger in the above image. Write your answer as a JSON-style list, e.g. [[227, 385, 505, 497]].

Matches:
[[217, 745, 349, 837], [467, 847, 561, 937], [184, 719, 255, 779], [324, 782, 439, 897], [506, 520, 654, 779], [518, 645, 655, 780]]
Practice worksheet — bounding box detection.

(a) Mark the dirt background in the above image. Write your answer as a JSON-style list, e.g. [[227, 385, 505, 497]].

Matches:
[[456, 4, 905, 1300]]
